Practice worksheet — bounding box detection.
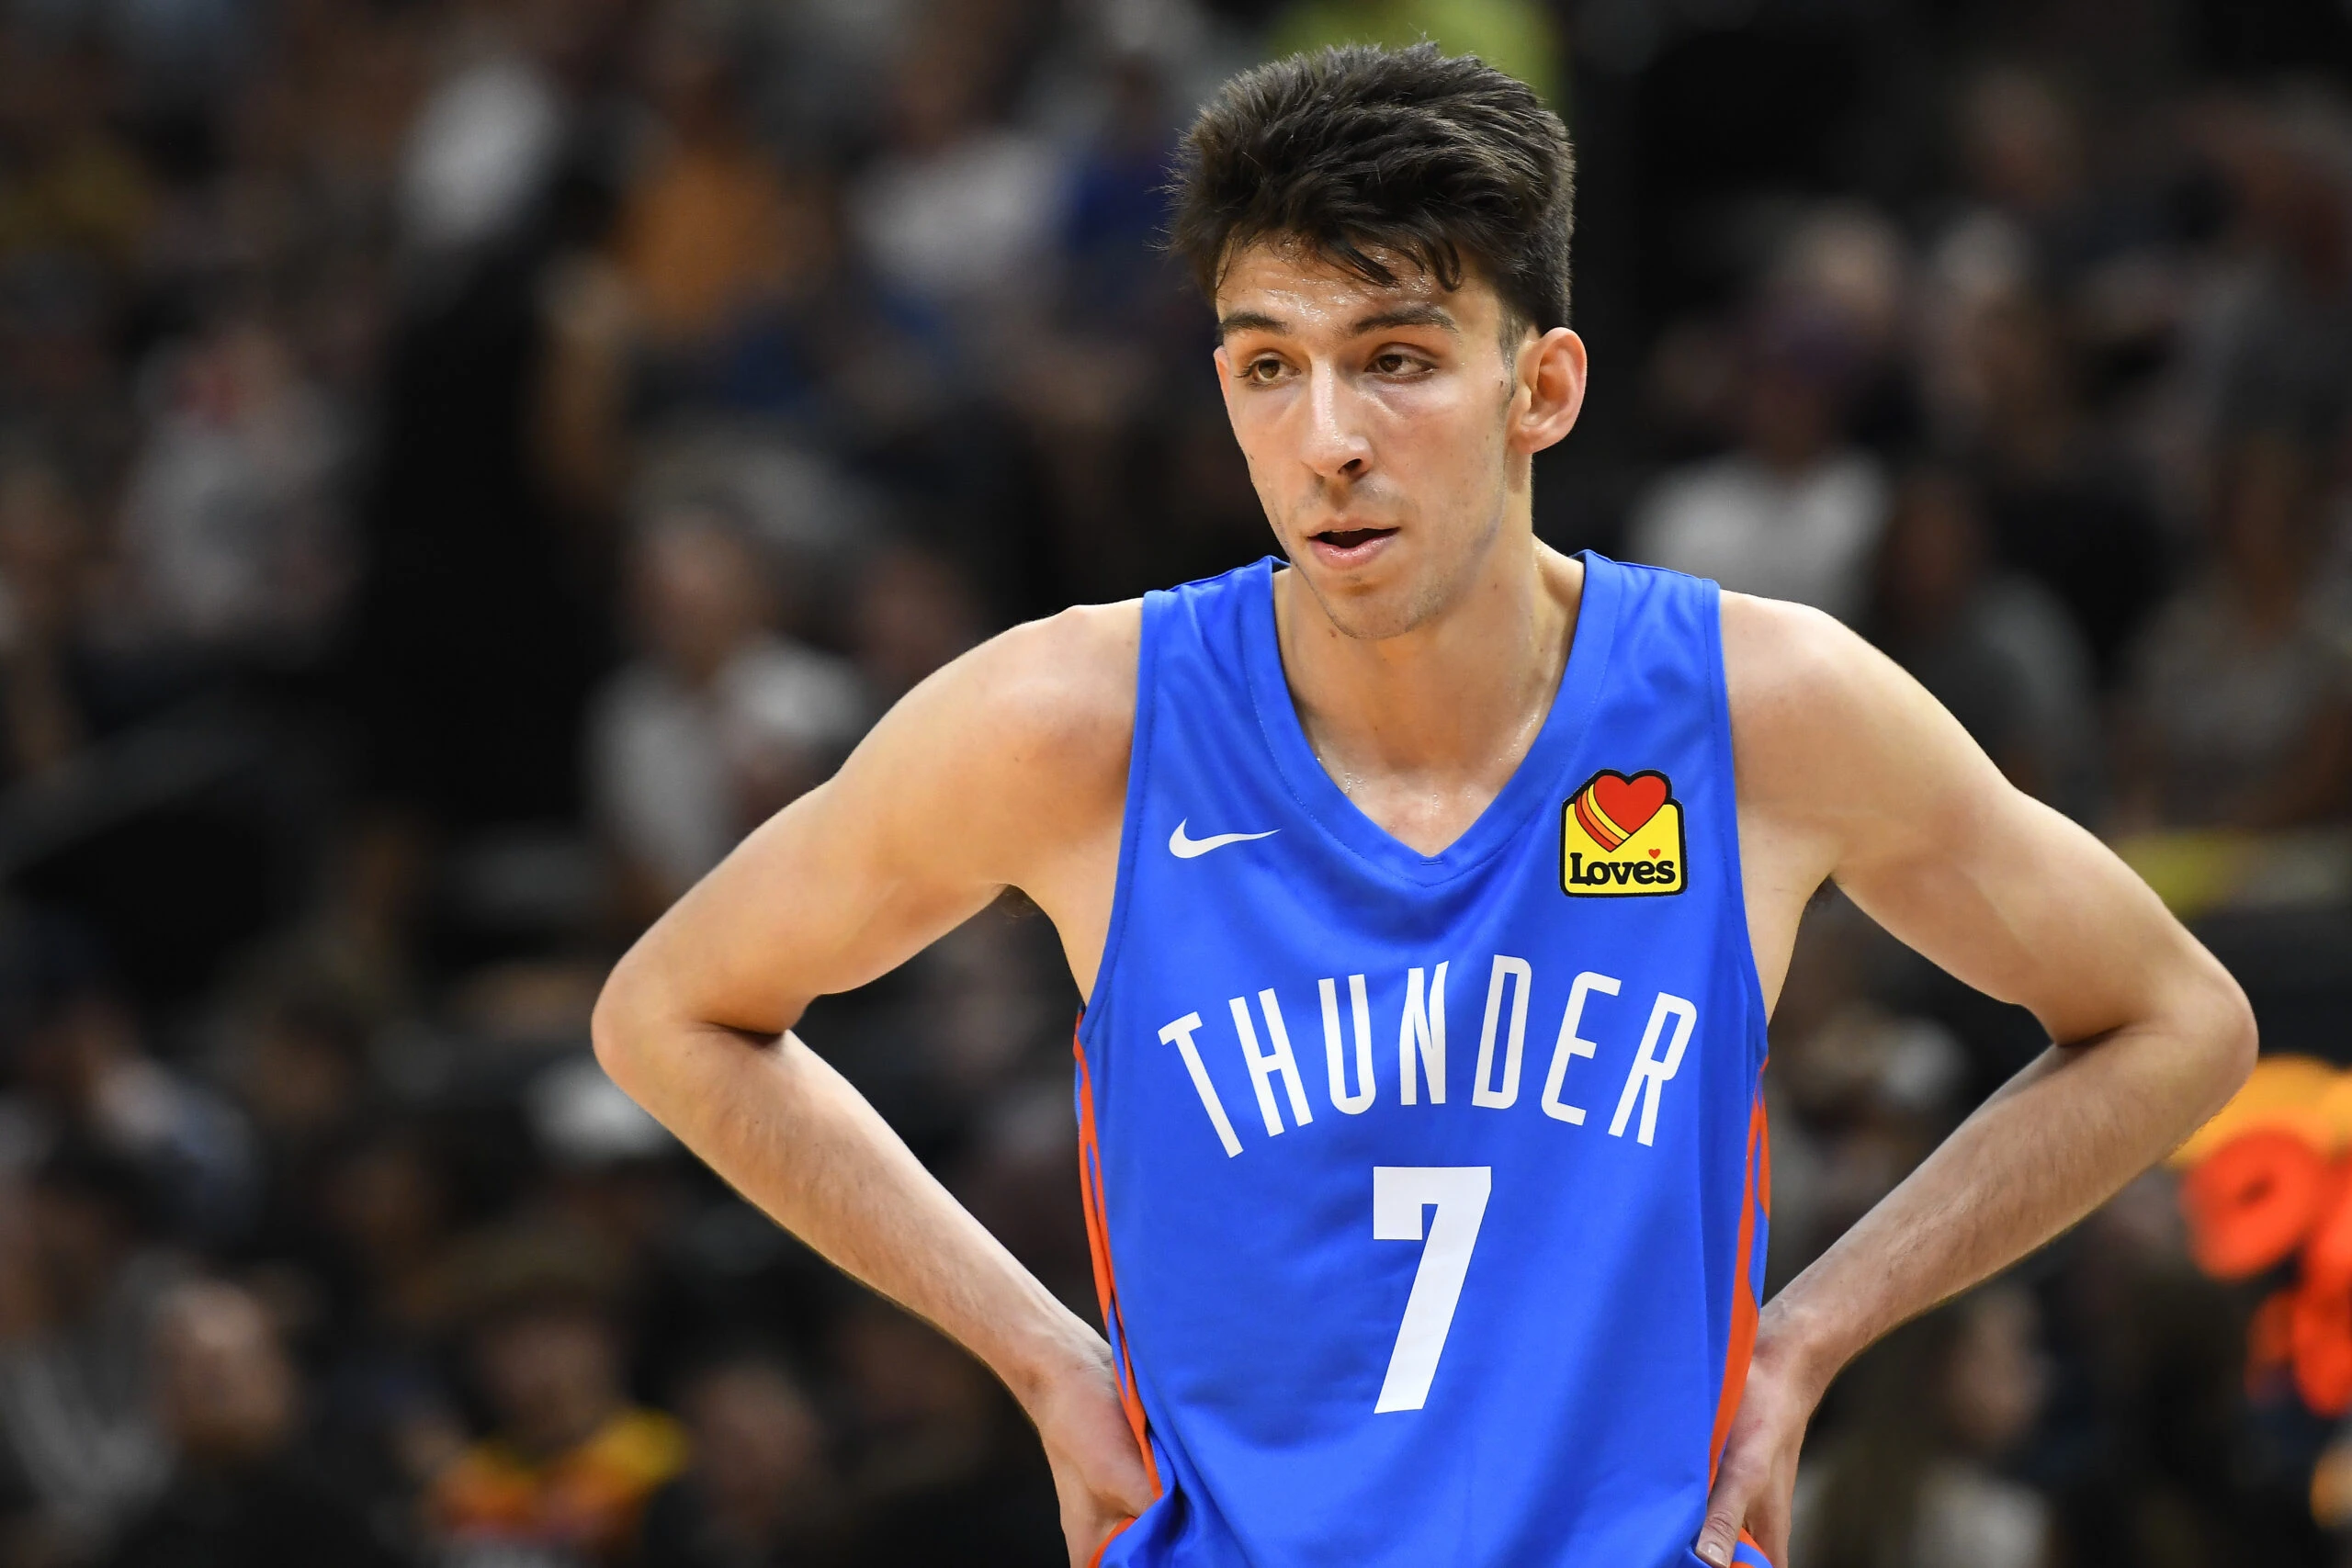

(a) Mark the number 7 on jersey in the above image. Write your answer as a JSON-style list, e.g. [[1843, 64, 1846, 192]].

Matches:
[[1373, 1166, 1492, 1413]]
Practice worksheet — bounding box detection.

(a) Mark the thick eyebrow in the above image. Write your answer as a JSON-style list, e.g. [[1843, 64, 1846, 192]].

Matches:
[[1216, 310, 1285, 338], [1349, 304, 1460, 336], [1215, 303, 1463, 340]]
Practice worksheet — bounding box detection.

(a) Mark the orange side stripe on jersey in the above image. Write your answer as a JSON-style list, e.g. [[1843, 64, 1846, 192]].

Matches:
[[1074, 1033, 1163, 1501], [1709, 1089, 1770, 1480]]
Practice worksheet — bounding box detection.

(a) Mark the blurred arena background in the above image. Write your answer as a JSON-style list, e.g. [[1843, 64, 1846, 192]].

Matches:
[[0, 0, 2351, 1563]]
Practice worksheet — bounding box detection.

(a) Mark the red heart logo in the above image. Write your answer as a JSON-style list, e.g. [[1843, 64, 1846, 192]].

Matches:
[[1591, 771, 1668, 837]]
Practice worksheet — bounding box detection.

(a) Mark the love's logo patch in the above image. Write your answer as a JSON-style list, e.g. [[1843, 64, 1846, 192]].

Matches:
[[1562, 770, 1686, 897]]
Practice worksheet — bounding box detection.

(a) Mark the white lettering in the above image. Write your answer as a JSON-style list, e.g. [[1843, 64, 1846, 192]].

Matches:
[[1608, 992, 1699, 1146], [1471, 955, 1534, 1110], [1398, 963, 1449, 1105], [1160, 1012, 1242, 1156], [1372, 1166, 1492, 1412], [1540, 972, 1621, 1125], [1320, 976, 1377, 1114], [1231, 991, 1314, 1136]]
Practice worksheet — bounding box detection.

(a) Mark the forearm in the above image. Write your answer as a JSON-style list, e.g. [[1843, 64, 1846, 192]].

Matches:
[[1761, 990, 2251, 1395], [594, 998, 1102, 1407]]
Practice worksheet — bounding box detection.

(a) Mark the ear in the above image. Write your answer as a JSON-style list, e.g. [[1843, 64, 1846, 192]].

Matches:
[[1510, 328, 1588, 456]]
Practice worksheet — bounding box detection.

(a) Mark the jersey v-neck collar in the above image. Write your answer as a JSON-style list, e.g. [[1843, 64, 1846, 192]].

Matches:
[[1238, 549, 1623, 888]]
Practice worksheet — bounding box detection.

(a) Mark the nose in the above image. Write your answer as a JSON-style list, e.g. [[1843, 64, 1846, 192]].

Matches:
[[1299, 362, 1373, 482]]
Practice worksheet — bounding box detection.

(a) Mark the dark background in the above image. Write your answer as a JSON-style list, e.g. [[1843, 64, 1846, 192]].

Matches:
[[0, 0, 2349, 1563]]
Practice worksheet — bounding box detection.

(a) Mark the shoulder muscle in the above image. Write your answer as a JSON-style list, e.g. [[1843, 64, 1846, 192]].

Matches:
[[842, 600, 1140, 890], [624, 600, 1140, 1035], [1722, 590, 2212, 1047]]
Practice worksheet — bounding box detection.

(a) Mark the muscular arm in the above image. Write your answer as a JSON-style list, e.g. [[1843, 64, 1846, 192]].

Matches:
[[590, 604, 1153, 1563], [1697, 596, 2256, 1568]]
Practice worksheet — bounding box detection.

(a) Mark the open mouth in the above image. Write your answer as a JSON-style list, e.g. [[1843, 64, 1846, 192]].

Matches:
[[1313, 526, 1398, 551]]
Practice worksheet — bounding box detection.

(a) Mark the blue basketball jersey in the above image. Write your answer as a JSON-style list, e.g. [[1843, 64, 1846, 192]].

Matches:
[[1072, 552, 1773, 1568]]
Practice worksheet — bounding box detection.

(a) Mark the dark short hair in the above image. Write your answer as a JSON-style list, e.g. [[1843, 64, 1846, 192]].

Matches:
[[1168, 43, 1576, 334]]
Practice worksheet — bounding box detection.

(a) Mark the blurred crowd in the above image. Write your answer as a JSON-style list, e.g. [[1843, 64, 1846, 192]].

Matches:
[[0, 0, 2347, 1562]]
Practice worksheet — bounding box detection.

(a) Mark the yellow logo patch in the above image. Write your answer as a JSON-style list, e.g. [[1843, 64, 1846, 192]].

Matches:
[[1561, 770, 1686, 897]]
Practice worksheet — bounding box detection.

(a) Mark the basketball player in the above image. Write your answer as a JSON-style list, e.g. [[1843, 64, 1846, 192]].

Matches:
[[593, 44, 2254, 1568]]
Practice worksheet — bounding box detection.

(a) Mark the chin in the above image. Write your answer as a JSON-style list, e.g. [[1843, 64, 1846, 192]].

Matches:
[[1294, 558, 1443, 642]]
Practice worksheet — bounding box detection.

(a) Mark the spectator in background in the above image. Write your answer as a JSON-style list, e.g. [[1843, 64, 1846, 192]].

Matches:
[[106, 1279, 403, 1568], [595, 14, 856, 430], [1790, 1286, 2053, 1568], [395, 33, 567, 265], [0, 1143, 180, 1566], [1628, 301, 1889, 622], [8, 958, 254, 1245], [114, 314, 351, 669], [429, 1229, 685, 1567], [1762, 900, 1968, 1286], [219, 955, 379, 1267], [0, 458, 100, 784], [589, 505, 865, 919], [304, 1124, 469, 1526], [850, 4, 1061, 327], [2188, 97, 2352, 453], [1868, 462, 2100, 818], [846, 542, 984, 708], [353, 0, 627, 845], [637, 1349, 842, 1568], [2116, 430, 2352, 829], [830, 1302, 1060, 1568], [1941, 288, 2168, 681], [1058, 52, 1184, 344], [1944, 66, 2093, 296], [0, 41, 155, 278], [611, 25, 804, 358], [1767, 206, 1917, 453]]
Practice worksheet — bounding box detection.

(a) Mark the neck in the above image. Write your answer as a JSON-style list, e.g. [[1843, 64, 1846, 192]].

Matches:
[[1274, 525, 1578, 856]]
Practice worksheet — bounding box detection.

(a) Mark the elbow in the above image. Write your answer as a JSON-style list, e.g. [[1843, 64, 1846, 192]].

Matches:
[[2187, 959, 2259, 1118], [590, 948, 654, 1103]]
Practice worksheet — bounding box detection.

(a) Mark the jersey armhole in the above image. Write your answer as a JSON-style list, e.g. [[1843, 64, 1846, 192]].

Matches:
[[1077, 591, 1164, 1045], [1706, 584, 1774, 1051]]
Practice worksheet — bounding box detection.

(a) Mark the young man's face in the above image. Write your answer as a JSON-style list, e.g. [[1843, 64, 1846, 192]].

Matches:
[[1212, 241, 1583, 640]]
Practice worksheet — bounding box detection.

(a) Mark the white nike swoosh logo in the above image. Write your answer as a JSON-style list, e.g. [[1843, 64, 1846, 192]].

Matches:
[[1169, 819, 1280, 859]]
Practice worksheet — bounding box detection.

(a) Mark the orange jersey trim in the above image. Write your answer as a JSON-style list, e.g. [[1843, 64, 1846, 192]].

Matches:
[[1074, 1031, 1164, 1566], [1709, 1083, 1770, 1480]]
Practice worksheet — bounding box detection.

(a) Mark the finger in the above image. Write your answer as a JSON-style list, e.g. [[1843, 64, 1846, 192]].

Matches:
[[1692, 1455, 1765, 1567]]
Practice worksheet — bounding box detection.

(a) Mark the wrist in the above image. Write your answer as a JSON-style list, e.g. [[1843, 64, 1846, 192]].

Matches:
[[992, 1301, 1115, 1416], [1751, 1296, 1853, 1407]]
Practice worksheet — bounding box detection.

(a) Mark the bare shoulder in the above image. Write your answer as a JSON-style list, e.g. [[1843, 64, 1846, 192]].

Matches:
[[1719, 587, 2014, 874], [1719, 588, 1979, 779], [1715, 591, 2015, 992], [840, 598, 1141, 888], [932, 599, 1140, 772], [1717, 592, 1874, 751]]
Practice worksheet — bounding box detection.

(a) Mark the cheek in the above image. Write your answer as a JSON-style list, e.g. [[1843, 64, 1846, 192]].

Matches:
[[1374, 392, 1502, 484]]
